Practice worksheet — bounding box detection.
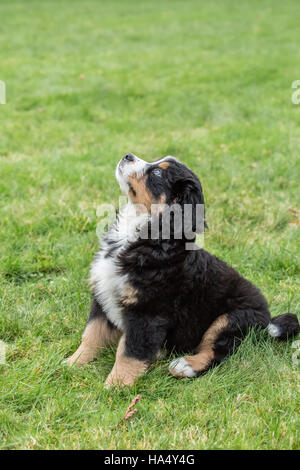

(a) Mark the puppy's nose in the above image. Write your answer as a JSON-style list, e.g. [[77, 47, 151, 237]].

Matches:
[[123, 153, 135, 162]]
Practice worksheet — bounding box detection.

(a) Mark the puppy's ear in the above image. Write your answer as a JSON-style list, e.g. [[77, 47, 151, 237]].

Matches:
[[173, 176, 207, 235]]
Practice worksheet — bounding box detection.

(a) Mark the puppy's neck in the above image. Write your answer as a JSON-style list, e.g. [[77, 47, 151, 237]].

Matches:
[[117, 202, 150, 239], [101, 202, 150, 251]]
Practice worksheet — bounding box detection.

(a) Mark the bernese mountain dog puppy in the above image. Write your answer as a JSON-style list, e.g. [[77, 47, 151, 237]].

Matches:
[[66, 154, 300, 386]]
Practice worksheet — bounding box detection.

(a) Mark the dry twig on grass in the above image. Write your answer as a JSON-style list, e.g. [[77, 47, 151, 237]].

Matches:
[[123, 394, 142, 421]]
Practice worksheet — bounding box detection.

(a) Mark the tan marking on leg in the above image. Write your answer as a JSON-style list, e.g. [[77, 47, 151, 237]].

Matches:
[[66, 317, 121, 366], [105, 336, 148, 387], [195, 314, 229, 353], [184, 350, 214, 373], [170, 314, 229, 377], [158, 161, 170, 170], [186, 314, 229, 372], [121, 284, 138, 306]]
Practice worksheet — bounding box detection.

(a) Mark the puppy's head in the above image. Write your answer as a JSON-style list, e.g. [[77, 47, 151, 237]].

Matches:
[[116, 153, 206, 235]]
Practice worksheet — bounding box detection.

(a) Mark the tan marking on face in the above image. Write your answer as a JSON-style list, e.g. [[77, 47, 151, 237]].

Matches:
[[128, 173, 166, 213], [105, 336, 148, 387], [158, 161, 170, 170], [66, 317, 121, 366], [184, 314, 229, 374], [121, 284, 138, 306], [128, 174, 154, 212]]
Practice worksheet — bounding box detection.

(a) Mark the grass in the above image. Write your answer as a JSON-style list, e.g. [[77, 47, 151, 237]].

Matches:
[[0, 0, 300, 450]]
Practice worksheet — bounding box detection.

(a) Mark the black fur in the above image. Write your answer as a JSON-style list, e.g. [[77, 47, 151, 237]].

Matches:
[[117, 244, 271, 362], [269, 313, 300, 340], [88, 157, 300, 377]]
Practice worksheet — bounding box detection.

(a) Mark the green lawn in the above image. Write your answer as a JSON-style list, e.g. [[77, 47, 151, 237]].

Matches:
[[0, 0, 300, 450]]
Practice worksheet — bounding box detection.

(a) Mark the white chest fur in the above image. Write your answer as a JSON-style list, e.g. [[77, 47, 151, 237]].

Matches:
[[90, 204, 149, 331]]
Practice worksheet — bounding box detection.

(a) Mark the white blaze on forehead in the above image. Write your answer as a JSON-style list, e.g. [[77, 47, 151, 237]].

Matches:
[[116, 155, 178, 195]]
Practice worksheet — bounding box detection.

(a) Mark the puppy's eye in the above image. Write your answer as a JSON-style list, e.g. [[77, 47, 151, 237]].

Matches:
[[152, 168, 162, 177]]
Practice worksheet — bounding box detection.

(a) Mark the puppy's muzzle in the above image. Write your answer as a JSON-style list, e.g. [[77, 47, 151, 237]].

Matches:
[[123, 153, 135, 163], [116, 153, 147, 195], [118, 153, 137, 174]]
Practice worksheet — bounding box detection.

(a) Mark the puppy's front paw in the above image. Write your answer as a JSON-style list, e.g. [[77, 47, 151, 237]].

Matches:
[[168, 357, 197, 378], [63, 354, 84, 366], [105, 371, 133, 388], [64, 348, 96, 366]]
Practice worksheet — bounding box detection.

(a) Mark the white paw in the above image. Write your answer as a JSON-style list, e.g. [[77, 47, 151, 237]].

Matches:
[[168, 357, 197, 378]]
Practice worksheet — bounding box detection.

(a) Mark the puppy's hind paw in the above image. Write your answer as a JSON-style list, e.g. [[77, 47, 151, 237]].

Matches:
[[168, 357, 197, 378]]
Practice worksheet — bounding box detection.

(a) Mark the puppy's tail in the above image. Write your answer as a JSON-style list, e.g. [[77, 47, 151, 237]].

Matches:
[[267, 313, 300, 340]]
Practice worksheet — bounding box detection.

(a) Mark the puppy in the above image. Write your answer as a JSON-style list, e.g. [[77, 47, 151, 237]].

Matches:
[[67, 154, 300, 386]]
